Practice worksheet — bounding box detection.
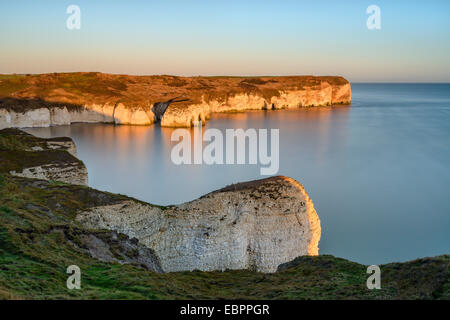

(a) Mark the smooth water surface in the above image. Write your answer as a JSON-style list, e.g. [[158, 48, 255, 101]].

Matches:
[[25, 84, 450, 264]]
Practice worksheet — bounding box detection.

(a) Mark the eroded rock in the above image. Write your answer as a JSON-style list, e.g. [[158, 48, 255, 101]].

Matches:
[[1, 128, 322, 273], [76, 176, 321, 273], [50, 226, 163, 272], [0, 73, 351, 129], [10, 162, 87, 186], [0, 129, 88, 185]]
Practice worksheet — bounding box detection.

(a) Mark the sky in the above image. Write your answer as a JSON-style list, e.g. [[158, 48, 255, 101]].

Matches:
[[0, 0, 449, 82]]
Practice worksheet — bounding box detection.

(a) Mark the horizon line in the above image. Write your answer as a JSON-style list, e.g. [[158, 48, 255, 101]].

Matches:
[[1, 72, 449, 84]]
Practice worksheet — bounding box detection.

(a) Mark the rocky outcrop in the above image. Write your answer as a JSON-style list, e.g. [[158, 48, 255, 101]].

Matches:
[[160, 80, 351, 127], [2, 168, 447, 299], [76, 176, 321, 273], [50, 226, 163, 272], [0, 73, 351, 129], [45, 137, 78, 157], [9, 162, 87, 186], [0, 129, 88, 185], [1, 128, 321, 273]]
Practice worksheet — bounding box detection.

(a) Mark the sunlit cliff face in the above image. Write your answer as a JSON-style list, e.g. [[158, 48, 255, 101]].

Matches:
[[281, 176, 321, 256], [76, 175, 321, 272], [0, 73, 351, 129]]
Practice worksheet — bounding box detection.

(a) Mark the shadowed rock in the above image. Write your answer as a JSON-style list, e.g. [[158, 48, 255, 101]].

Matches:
[[152, 97, 190, 121]]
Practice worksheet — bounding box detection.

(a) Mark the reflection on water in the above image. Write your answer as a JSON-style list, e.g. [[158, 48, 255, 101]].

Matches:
[[25, 84, 450, 264]]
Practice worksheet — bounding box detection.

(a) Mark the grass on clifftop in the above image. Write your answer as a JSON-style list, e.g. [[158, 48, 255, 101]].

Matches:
[[0, 129, 84, 173], [0, 129, 447, 300], [0, 72, 350, 111], [0, 172, 448, 300]]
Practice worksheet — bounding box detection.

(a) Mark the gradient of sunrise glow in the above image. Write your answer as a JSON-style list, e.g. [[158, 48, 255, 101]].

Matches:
[[1, 0, 449, 82]]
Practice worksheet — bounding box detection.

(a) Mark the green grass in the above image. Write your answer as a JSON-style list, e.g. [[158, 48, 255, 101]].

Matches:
[[0, 173, 448, 300], [0, 128, 48, 151], [0, 130, 447, 300]]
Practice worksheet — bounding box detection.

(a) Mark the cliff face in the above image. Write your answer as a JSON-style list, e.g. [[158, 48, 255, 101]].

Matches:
[[0, 73, 351, 129], [77, 176, 321, 273], [161, 80, 351, 127], [0, 129, 88, 185], [0, 103, 153, 129], [0, 129, 321, 273], [0, 129, 448, 299]]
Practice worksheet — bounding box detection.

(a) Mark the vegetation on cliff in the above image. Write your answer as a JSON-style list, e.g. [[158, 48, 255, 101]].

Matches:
[[0, 129, 448, 300], [0, 129, 88, 185], [0, 174, 448, 299], [0, 72, 350, 112]]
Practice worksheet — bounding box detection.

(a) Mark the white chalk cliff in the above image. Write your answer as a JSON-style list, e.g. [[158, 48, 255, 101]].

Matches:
[[0, 73, 351, 129], [76, 176, 321, 273], [2, 129, 321, 273], [1, 129, 88, 185]]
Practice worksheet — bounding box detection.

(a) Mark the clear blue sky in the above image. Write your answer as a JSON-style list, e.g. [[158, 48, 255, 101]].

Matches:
[[1, 0, 449, 82]]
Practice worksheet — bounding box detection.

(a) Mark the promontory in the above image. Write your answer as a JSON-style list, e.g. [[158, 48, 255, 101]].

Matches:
[[0, 129, 448, 299], [0, 73, 351, 129]]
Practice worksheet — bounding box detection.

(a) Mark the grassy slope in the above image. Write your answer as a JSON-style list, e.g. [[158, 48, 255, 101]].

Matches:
[[0, 175, 448, 300], [0, 130, 448, 300]]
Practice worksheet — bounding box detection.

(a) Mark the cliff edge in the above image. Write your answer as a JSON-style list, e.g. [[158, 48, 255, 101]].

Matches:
[[77, 176, 321, 273], [0, 129, 448, 299], [0, 73, 351, 128], [0, 129, 87, 185], [0, 128, 321, 273]]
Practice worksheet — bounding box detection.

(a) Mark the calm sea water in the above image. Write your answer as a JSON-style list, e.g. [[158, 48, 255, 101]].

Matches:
[[25, 84, 450, 265]]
